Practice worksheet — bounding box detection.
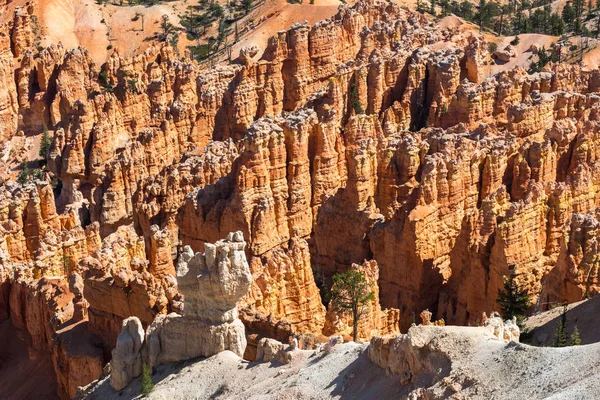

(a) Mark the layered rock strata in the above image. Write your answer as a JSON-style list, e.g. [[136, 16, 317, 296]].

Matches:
[[4, 0, 600, 396]]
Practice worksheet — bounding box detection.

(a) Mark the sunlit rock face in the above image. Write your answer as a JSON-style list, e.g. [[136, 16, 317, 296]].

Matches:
[[5, 0, 600, 396], [109, 232, 252, 391]]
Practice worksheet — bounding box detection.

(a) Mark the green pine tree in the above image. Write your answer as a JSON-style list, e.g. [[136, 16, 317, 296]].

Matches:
[[553, 303, 568, 347], [39, 124, 52, 163], [497, 265, 531, 327], [140, 363, 154, 396], [329, 269, 375, 342], [350, 83, 364, 115], [569, 326, 582, 346]]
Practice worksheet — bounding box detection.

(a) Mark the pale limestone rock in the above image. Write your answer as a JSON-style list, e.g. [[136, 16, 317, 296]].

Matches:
[[484, 312, 520, 342], [110, 317, 144, 391], [108, 233, 252, 390], [256, 337, 285, 362]]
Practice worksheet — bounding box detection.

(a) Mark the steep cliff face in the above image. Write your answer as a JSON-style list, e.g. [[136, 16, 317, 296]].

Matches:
[[0, 25, 17, 144], [5, 266, 104, 399], [82, 225, 181, 350], [5, 0, 600, 395]]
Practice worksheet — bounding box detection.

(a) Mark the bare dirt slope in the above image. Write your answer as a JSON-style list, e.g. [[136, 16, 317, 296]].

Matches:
[[231, 0, 341, 60], [83, 326, 600, 400], [524, 295, 600, 347]]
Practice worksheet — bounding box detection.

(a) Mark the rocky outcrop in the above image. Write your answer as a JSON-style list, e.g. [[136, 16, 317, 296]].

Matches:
[[0, 24, 18, 144], [241, 237, 326, 334], [7, 0, 600, 396], [483, 312, 520, 342], [109, 232, 252, 391], [82, 225, 181, 351], [110, 317, 144, 391], [368, 324, 523, 398], [7, 266, 104, 399], [146, 232, 252, 367]]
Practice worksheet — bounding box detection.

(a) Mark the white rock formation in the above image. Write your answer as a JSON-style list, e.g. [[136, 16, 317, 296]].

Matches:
[[484, 312, 520, 342], [110, 317, 144, 391], [256, 338, 286, 362], [108, 232, 252, 391]]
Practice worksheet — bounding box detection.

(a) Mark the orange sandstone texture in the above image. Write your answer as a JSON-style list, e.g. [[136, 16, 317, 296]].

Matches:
[[4, 0, 600, 395]]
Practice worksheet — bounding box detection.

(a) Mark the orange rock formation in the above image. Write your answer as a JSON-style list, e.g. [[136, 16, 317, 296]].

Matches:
[[3, 0, 600, 396]]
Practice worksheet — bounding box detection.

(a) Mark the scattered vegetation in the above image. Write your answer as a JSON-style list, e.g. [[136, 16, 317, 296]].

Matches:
[[180, 0, 260, 62], [128, 79, 139, 94], [17, 161, 43, 185], [39, 124, 52, 163], [529, 46, 551, 72], [419, 0, 600, 69], [350, 82, 364, 115], [497, 264, 531, 327], [570, 326, 582, 345], [329, 269, 375, 342], [553, 303, 582, 347], [98, 69, 114, 93], [62, 253, 72, 275], [553, 303, 568, 347], [140, 363, 154, 396]]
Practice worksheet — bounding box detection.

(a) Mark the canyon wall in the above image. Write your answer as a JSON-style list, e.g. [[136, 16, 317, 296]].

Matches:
[[3, 0, 600, 395]]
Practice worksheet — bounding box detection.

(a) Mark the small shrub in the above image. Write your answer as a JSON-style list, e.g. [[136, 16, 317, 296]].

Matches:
[[128, 79, 138, 94], [553, 304, 568, 347], [98, 70, 109, 86], [510, 36, 520, 46], [209, 383, 229, 399], [570, 45, 578, 52], [140, 363, 154, 396], [350, 83, 364, 115], [62, 253, 71, 275], [107, 44, 113, 50], [188, 44, 212, 60], [17, 161, 43, 185], [488, 42, 498, 54]]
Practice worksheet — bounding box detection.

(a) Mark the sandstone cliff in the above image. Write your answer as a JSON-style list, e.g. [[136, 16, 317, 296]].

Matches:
[[4, 0, 600, 396]]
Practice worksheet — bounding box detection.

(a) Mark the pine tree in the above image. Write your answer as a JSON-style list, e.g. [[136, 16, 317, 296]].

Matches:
[[329, 269, 375, 342], [553, 303, 568, 347], [569, 326, 582, 346], [562, 3, 576, 29], [350, 83, 364, 115], [140, 363, 154, 396], [39, 124, 52, 163], [459, 0, 474, 20], [497, 265, 531, 327]]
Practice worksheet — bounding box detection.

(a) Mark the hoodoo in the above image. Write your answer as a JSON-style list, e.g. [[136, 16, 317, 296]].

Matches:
[[3, 0, 600, 397]]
